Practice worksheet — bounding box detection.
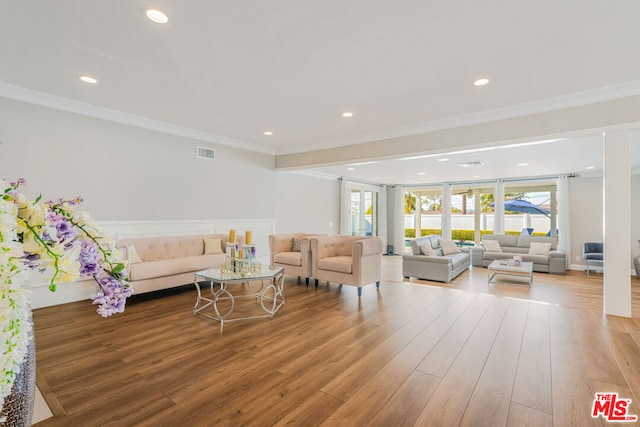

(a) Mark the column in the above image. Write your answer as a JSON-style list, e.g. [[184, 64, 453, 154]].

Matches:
[[494, 180, 505, 235], [414, 192, 422, 237], [603, 130, 631, 318], [474, 191, 481, 244], [441, 184, 452, 239], [550, 189, 557, 237]]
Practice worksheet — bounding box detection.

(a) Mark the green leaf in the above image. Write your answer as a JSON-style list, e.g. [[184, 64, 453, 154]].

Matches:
[[112, 263, 125, 274], [34, 194, 42, 203]]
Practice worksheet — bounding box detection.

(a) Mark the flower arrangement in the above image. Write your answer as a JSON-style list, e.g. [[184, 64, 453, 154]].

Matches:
[[0, 178, 132, 417]]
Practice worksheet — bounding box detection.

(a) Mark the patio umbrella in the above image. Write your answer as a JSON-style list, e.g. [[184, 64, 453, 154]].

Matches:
[[499, 199, 550, 216]]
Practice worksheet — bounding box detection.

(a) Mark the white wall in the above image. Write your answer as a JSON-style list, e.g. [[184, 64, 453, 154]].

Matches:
[[631, 175, 640, 261], [273, 171, 339, 234], [569, 174, 640, 270], [0, 98, 276, 220], [569, 176, 603, 268], [1, 98, 341, 307]]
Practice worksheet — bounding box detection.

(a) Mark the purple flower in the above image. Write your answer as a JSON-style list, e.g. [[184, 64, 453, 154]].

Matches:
[[56, 220, 77, 239], [21, 252, 41, 270], [92, 275, 133, 317], [79, 240, 100, 276], [9, 178, 26, 187]]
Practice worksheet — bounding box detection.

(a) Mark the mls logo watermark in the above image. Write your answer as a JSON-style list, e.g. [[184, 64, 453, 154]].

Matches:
[[592, 392, 638, 422]]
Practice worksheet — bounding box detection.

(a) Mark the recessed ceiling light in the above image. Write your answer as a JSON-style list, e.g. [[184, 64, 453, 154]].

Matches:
[[459, 161, 484, 168], [342, 112, 354, 118], [78, 75, 98, 84], [473, 175, 481, 178], [417, 172, 426, 175], [347, 167, 355, 171], [585, 166, 596, 170], [473, 78, 490, 86], [144, 8, 169, 24], [437, 158, 449, 162], [263, 131, 273, 136], [517, 163, 529, 166]]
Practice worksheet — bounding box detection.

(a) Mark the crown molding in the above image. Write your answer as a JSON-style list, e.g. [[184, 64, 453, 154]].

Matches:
[[275, 79, 640, 155], [5, 79, 640, 159], [0, 82, 275, 155]]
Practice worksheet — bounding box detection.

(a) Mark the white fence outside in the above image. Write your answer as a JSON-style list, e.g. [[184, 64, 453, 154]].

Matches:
[[404, 214, 553, 234]]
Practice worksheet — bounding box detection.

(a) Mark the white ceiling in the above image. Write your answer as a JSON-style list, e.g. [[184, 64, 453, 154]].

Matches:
[[2, 1, 640, 184]]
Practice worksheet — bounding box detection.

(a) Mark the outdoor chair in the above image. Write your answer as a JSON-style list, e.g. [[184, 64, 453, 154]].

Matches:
[[583, 242, 603, 275]]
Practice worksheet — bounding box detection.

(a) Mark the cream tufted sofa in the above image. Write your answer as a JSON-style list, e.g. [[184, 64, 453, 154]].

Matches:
[[117, 234, 243, 294], [268, 233, 320, 285], [310, 235, 384, 297]]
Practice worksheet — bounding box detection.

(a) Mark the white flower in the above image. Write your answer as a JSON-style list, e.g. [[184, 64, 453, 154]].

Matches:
[[0, 179, 131, 415]]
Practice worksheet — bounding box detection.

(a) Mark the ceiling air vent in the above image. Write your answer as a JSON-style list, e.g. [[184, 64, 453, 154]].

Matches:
[[197, 146, 215, 160]]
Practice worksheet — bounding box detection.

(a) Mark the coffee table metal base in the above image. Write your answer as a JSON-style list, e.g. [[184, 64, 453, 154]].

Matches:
[[487, 260, 533, 286], [193, 267, 285, 332]]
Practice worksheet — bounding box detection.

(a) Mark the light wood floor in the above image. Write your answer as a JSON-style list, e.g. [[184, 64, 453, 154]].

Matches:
[[33, 258, 640, 426]]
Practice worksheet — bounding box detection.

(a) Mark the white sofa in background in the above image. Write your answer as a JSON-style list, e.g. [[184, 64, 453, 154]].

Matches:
[[116, 234, 244, 294], [402, 235, 470, 283], [469, 234, 566, 274]]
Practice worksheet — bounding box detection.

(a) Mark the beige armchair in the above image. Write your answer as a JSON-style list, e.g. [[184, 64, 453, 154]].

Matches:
[[310, 235, 384, 297], [268, 233, 319, 285]]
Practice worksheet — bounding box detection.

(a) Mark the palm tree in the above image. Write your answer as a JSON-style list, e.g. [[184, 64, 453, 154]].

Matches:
[[404, 192, 416, 214]]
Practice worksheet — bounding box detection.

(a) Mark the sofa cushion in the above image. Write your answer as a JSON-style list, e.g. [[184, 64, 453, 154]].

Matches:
[[483, 240, 502, 253], [130, 254, 225, 281], [482, 252, 550, 265], [292, 238, 302, 252], [420, 243, 436, 256], [447, 252, 470, 269], [318, 256, 353, 274], [127, 245, 143, 264], [529, 242, 552, 255], [410, 235, 441, 255], [204, 238, 223, 255], [427, 235, 441, 250], [439, 239, 460, 255], [483, 235, 518, 248], [274, 251, 302, 266], [517, 236, 558, 250]]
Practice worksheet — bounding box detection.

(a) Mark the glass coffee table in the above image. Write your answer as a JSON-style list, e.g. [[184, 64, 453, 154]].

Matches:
[[193, 266, 285, 331], [487, 260, 533, 286]]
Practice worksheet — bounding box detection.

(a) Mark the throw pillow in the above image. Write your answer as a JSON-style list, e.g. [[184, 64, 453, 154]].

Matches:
[[483, 240, 502, 253], [127, 245, 142, 264], [439, 239, 461, 255], [204, 238, 223, 255], [529, 242, 552, 255], [419, 243, 436, 256], [292, 238, 302, 252]]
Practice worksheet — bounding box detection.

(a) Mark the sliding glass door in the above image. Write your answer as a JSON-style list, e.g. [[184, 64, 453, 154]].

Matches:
[[343, 182, 382, 237], [350, 189, 377, 236]]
